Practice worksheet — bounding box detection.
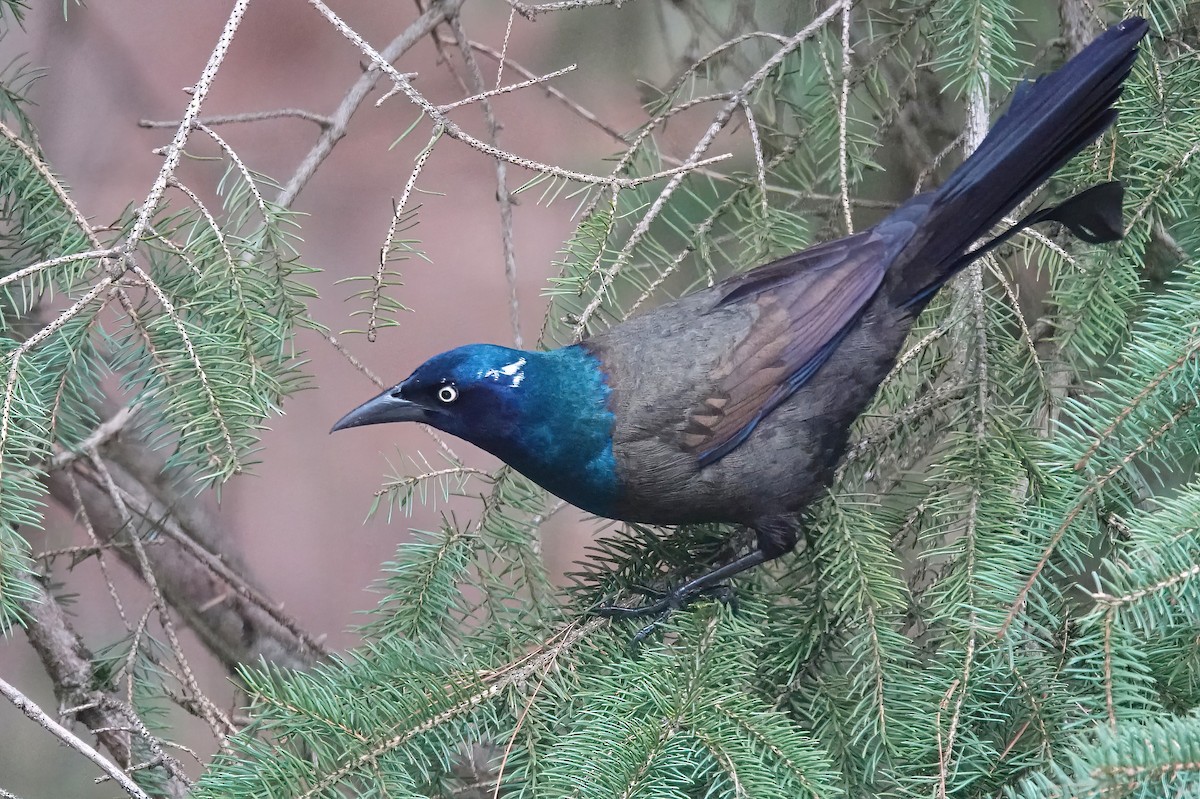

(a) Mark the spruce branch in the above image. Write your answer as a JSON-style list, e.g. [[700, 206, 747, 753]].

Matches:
[[0, 675, 155, 799], [570, 0, 849, 338], [45, 440, 327, 673], [19, 579, 193, 798]]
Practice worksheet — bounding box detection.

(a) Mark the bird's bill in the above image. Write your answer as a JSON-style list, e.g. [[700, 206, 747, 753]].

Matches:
[[330, 389, 429, 432]]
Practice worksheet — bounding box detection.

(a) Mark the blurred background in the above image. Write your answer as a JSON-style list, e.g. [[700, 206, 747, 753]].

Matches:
[[0, 1, 679, 792]]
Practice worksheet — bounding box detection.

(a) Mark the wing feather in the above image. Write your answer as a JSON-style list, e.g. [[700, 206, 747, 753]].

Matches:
[[685, 231, 889, 467]]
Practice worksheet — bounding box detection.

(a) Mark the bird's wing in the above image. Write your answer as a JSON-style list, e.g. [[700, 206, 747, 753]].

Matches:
[[682, 231, 889, 467]]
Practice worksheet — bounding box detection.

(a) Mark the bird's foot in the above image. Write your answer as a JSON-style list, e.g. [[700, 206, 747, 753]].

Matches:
[[592, 583, 736, 647], [592, 550, 768, 647], [592, 581, 734, 619]]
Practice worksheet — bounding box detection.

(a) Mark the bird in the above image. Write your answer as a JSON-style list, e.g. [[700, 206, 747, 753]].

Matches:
[[333, 18, 1148, 628]]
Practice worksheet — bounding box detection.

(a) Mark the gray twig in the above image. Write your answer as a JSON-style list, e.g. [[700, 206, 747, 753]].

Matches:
[[0, 676, 153, 799]]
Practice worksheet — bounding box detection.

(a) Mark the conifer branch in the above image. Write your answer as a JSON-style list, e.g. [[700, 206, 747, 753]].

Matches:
[[571, 0, 848, 338], [1001, 400, 1198, 638], [297, 618, 603, 797], [1074, 326, 1200, 471], [0, 676, 154, 799], [20, 580, 193, 797]]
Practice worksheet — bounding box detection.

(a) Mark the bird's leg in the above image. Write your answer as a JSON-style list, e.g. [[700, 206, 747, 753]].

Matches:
[[594, 549, 769, 620], [593, 517, 798, 631], [621, 532, 745, 603]]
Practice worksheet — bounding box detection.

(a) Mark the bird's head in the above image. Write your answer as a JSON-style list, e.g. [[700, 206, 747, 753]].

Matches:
[[331, 343, 620, 515], [330, 344, 531, 443]]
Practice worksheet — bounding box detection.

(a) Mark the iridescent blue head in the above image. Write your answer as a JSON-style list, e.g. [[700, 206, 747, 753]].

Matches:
[[331, 344, 619, 517]]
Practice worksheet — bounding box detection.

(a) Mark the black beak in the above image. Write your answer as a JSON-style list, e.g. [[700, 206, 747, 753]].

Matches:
[[330, 388, 430, 433]]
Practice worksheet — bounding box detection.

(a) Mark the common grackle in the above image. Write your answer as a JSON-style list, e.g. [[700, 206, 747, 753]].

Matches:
[[333, 18, 1148, 628]]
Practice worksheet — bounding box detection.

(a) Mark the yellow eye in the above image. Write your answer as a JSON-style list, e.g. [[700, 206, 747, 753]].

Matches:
[[437, 385, 458, 404]]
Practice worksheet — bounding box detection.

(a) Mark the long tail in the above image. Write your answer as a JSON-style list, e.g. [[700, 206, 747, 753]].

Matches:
[[891, 16, 1147, 303]]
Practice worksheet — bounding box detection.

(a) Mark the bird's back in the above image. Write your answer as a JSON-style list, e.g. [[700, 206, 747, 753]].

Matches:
[[584, 221, 921, 526]]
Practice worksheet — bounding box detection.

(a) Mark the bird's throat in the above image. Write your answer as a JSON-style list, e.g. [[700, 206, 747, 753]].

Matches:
[[479, 346, 620, 517]]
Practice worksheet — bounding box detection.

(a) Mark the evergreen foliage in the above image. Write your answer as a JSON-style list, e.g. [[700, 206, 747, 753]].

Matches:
[[4, 2, 1200, 797], [0, 115, 316, 631]]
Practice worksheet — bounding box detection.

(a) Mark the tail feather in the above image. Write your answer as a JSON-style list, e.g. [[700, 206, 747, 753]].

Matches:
[[895, 16, 1147, 297], [901, 181, 1125, 308], [1042, 180, 1125, 243]]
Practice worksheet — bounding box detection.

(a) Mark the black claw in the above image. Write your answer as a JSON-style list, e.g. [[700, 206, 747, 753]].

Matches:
[[592, 597, 670, 619], [629, 614, 669, 651]]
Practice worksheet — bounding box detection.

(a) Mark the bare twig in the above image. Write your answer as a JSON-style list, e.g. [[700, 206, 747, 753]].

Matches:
[[278, 0, 467, 208], [0, 676, 153, 799], [140, 108, 334, 129], [446, 14, 523, 347], [20, 580, 193, 797], [319, 329, 385, 387], [124, 0, 250, 251], [307, 0, 730, 192], [461, 38, 627, 144], [436, 63, 577, 113], [49, 403, 141, 471], [509, 0, 634, 18], [838, 0, 853, 233]]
